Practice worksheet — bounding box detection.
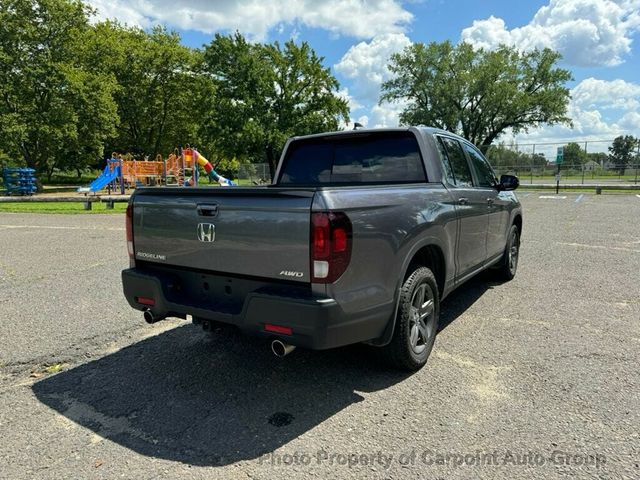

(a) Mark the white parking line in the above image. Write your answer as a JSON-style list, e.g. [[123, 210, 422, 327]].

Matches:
[[558, 242, 640, 254], [539, 195, 567, 199], [636, 194, 640, 199], [0, 224, 124, 231], [575, 194, 584, 203]]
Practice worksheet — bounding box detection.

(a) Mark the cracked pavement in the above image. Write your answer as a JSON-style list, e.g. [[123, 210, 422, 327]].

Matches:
[[0, 193, 639, 479]]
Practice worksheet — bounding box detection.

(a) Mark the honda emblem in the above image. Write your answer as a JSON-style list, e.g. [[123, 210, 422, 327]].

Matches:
[[197, 223, 216, 242]]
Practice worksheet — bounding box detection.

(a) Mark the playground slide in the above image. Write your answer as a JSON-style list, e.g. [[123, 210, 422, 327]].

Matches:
[[77, 165, 119, 193], [193, 151, 235, 186]]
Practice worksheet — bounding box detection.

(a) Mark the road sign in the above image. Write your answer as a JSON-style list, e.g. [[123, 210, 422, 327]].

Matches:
[[556, 146, 564, 165]]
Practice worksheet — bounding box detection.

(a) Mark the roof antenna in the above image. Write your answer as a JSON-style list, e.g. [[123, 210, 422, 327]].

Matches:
[[352, 122, 364, 131]]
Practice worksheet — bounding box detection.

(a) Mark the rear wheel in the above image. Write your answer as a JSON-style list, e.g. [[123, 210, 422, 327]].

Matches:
[[496, 224, 520, 281], [382, 266, 440, 371]]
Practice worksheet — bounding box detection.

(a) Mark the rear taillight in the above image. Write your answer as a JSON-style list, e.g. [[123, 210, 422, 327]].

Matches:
[[311, 212, 352, 283], [126, 203, 134, 258]]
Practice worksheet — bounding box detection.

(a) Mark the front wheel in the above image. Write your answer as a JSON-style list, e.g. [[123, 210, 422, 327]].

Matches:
[[496, 224, 520, 281], [381, 266, 440, 371]]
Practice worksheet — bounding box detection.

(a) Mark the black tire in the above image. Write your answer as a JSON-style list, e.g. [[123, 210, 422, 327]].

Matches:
[[382, 266, 440, 371], [496, 224, 520, 281]]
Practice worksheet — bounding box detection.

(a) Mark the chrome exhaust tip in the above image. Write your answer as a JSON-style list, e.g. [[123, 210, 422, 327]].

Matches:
[[271, 339, 296, 357], [143, 309, 165, 324]]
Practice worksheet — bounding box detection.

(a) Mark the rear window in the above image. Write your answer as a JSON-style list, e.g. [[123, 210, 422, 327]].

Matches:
[[278, 132, 427, 185]]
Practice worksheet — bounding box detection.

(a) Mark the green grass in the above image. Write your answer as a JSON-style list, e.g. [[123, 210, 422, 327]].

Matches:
[[495, 171, 640, 182], [30, 362, 69, 378], [46, 170, 103, 185], [235, 178, 268, 186], [527, 175, 639, 182], [43, 363, 68, 374], [520, 188, 640, 194], [0, 201, 127, 214], [186, 178, 261, 186]]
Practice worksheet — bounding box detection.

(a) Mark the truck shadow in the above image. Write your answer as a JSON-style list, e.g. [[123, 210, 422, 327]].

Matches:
[[32, 325, 409, 466], [438, 271, 497, 332], [32, 276, 493, 467]]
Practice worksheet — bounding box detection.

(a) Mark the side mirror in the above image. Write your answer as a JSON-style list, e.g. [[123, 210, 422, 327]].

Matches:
[[498, 174, 519, 191]]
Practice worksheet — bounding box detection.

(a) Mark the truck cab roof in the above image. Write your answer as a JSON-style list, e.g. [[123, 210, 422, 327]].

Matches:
[[288, 126, 467, 144]]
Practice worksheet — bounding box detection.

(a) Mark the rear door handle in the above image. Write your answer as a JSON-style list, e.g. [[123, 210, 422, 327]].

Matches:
[[458, 197, 469, 206], [197, 204, 219, 217], [487, 198, 495, 206]]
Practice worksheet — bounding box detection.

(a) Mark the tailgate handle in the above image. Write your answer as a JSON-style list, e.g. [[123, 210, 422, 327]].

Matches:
[[197, 204, 219, 217]]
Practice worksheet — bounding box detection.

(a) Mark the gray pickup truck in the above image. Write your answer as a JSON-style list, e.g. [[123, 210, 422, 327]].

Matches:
[[122, 127, 522, 370]]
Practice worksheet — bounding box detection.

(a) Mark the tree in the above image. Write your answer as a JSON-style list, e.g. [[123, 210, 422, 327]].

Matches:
[[563, 142, 587, 166], [380, 41, 572, 150], [485, 143, 547, 172], [202, 33, 349, 177], [211, 156, 241, 180], [608, 135, 638, 174], [586, 151, 607, 166], [484, 144, 520, 169], [0, 0, 118, 180], [86, 22, 211, 159], [0, 149, 18, 172]]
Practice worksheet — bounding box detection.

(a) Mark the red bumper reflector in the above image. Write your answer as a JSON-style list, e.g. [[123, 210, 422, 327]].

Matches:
[[136, 297, 155, 306], [264, 324, 293, 335]]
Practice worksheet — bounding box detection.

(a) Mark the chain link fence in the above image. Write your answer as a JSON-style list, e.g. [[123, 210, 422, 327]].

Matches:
[[483, 139, 640, 184], [237, 163, 271, 185], [234, 139, 640, 185]]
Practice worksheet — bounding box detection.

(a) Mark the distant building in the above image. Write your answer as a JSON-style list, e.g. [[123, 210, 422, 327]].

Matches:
[[604, 160, 617, 171], [583, 160, 600, 171]]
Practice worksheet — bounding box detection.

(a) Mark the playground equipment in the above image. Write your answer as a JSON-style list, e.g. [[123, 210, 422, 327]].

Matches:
[[2, 168, 37, 195], [185, 148, 235, 187], [121, 157, 164, 188], [78, 158, 124, 194], [78, 147, 235, 194]]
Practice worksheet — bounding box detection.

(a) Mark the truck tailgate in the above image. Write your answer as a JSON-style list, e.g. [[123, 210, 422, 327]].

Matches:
[[132, 188, 315, 283]]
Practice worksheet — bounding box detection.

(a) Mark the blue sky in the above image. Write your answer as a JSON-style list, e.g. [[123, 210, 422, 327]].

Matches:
[[87, 0, 640, 150]]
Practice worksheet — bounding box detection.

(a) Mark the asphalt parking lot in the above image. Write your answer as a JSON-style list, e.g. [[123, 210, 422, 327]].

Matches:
[[0, 193, 639, 480]]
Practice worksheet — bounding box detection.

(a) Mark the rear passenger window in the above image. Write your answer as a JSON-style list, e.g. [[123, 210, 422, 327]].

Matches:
[[435, 137, 455, 185], [464, 143, 498, 187], [439, 137, 473, 187]]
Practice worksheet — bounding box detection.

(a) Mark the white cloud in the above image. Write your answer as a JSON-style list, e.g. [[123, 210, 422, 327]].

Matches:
[[87, 0, 151, 28], [85, 0, 413, 41], [368, 101, 407, 128], [461, 0, 640, 67], [617, 111, 640, 130], [334, 33, 411, 126], [514, 77, 640, 145], [335, 33, 412, 104], [571, 78, 640, 110], [341, 115, 370, 130], [336, 88, 362, 112]]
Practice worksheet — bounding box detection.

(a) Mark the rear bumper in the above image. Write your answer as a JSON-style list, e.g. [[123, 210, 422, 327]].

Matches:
[[122, 268, 385, 349]]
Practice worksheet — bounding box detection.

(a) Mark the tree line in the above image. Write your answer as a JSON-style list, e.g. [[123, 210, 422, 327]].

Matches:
[[484, 136, 640, 173], [0, 0, 349, 180], [566, 136, 640, 173], [3, 0, 600, 183]]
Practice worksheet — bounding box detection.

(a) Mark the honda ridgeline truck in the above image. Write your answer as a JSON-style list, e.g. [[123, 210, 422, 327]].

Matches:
[[122, 127, 522, 370]]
